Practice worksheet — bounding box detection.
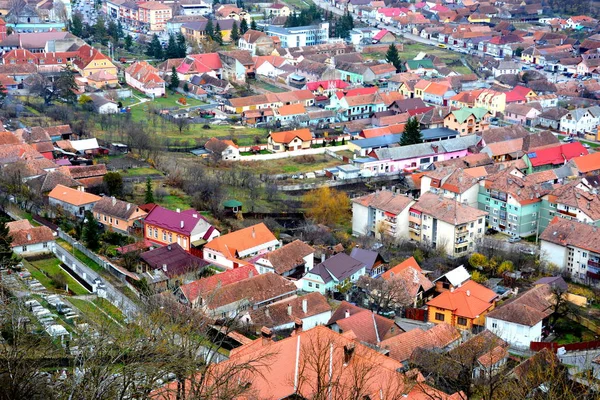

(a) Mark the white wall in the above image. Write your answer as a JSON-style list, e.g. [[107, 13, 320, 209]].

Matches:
[[12, 241, 54, 256], [486, 317, 542, 348], [352, 202, 370, 236], [540, 240, 567, 271]]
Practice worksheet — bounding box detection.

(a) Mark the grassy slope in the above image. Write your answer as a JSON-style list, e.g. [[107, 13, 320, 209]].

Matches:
[[25, 258, 89, 295]]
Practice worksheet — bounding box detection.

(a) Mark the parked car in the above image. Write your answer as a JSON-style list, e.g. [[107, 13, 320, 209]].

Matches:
[[583, 143, 591, 148], [508, 236, 521, 243], [562, 136, 574, 143]]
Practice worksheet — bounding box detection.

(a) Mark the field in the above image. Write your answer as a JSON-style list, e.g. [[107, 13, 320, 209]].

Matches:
[[56, 239, 104, 273], [237, 154, 344, 175], [251, 80, 289, 93], [121, 167, 164, 176], [283, 0, 310, 9], [24, 257, 89, 296]]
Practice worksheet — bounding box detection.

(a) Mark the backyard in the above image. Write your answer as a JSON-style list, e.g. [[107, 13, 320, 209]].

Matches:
[[553, 317, 597, 345], [24, 257, 90, 296], [68, 298, 123, 331]]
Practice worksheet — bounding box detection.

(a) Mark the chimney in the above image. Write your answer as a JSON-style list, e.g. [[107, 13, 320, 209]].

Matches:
[[27, 233, 31, 241], [193, 213, 198, 218], [344, 343, 355, 364], [167, 245, 171, 250], [162, 264, 167, 272], [466, 290, 470, 296], [261, 326, 273, 344], [293, 317, 303, 335], [265, 307, 270, 318], [126, 203, 131, 211], [302, 298, 308, 313], [345, 309, 350, 319], [181, 220, 184, 228], [176, 208, 181, 213], [287, 304, 292, 316], [252, 227, 256, 239], [450, 287, 455, 292], [111, 196, 116, 206]]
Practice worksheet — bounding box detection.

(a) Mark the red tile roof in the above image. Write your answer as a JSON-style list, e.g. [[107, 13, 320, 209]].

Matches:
[[427, 289, 494, 319], [179, 264, 258, 304], [572, 152, 600, 173], [381, 323, 460, 362], [204, 223, 277, 258], [527, 142, 588, 167], [269, 128, 312, 144]]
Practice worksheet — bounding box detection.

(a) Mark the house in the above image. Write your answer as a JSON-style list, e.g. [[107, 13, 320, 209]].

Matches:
[[254, 239, 314, 279], [253, 55, 288, 77], [485, 284, 554, 348], [475, 89, 507, 116], [238, 30, 275, 56], [181, 19, 236, 43], [433, 265, 473, 294], [327, 301, 403, 345], [426, 279, 497, 330], [381, 257, 434, 307], [450, 330, 509, 379], [540, 217, 600, 283], [492, 61, 520, 77], [179, 272, 296, 318], [371, 29, 395, 44], [203, 223, 280, 269], [351, 190, 415, 239], [305, 79, 349, 96], [560, 106, 600, 134], [176, 264, 258, 308], [409, 192, 487, 257], [7, 220, 55, 256], [521, 142, 588, 174], [443, 107, 491, 135], [175, 53, 222, 81], [539, 179, 600, 233], [93, 196, 147, 233], [139, 243, 209, 291], [421, 167, 481, 208], [204, 137, 240, 161], [48, 184, 101, 218], [138, 1, 172, 31], [503, 103, 542, 127], [124, 61, 166, 98], [72, 44, 118, 78], [572, 152, 600, 175], [264, 3, 291, 18], [422, 82, 456, 106], [349, 248, 386, 277], [247, 292, 331, 332], [88, 94, 119, 114], [143, 206, 220, 253], [300, 253, 367, 294], [267, 128, 312, 152], [538, 108, 569, 130], [218, 50, 254, 82], [273, 103, 307, 126], [380, 323, 460, 363]]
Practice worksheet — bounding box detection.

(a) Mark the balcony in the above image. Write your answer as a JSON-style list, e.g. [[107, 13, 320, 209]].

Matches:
[[557, 209, 577, 218], [588, 260, 600, 269], [455, 240, 469, 248], [409, 215, 421, 224], [409, 224, 421, 233], [456, 230, 469, 238]]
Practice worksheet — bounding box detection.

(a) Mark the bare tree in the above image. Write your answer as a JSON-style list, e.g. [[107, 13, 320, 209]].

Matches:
[[7, 0, 26, 24], [356, 275, 413, 313]]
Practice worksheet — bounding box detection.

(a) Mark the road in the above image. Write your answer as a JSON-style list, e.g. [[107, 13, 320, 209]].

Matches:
[[54, 243, 139, 319]]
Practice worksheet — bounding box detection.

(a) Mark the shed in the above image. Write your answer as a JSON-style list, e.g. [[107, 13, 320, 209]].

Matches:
[[223, 199, 243, 215]]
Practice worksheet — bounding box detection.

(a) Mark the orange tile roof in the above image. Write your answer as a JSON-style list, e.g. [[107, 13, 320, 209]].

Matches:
[[48, 184, 101, 206], [382, 256, 421, 279], [454, 280, 497, 303], [335, 309, 402, 345], [381, 323, 460, 362], [269, 128, 312, 144], [572, 152, 600, 173], [424, 82, 451, 97], [427, 290, 493, 319], [277, 103, 306, 116], [204, 223, 277, 258]]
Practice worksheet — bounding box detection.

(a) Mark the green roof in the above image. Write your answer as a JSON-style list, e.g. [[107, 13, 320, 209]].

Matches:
[[451, 107, 490, 124], [223, 199, 243, 208], [406, 59, 435, 70]]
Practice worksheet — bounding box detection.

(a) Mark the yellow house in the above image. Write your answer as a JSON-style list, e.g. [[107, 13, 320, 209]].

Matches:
[[475, 89, 506, 116], [468, 14, 491, 23], [74, 45, 118, 77], [181, 19, 234, 43], [93, 197, 147, 233], [426, 281, 496, 330], [399, 81, 416, 98], [414, 80, 431, 99]]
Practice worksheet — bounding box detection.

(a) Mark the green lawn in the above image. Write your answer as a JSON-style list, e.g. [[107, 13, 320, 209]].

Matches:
[[251, 80, 289, 93], [283, 0, 310, 9], [160, 195, 191, 210], [68, 298, 122, 331], [92, 297, 126, 324], [121, 167, 163, 176], [25, 257, 89, 296], [56, 239, 104, 273], [239, 154, 344, 175], [554, 318, 596, 345]]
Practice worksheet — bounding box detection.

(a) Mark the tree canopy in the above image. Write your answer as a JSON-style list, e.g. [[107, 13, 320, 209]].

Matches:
[[302, 187, 350, 226], [400, 117, 422, 146]]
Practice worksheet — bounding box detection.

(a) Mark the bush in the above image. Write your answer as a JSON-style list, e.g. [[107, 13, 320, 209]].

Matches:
[[102, 231, 133, 246], [50, 271, 68, 290], [202, 124, 211, 129]]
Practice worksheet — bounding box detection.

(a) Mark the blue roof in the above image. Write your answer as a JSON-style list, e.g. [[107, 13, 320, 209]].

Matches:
[[349, 134, 402, 149], [190, 148, 210, 156], [421, 128, 459, 140], [353, 157, 378, 164]]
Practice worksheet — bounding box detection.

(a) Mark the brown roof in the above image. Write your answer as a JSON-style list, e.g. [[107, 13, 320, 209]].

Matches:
[[381, 323, 460, 362], [483, 168, 551, 205], [335, 309, 402, 345], [482, 124, 528, 144], [487, 284, 554, 326], [522, 130, 560, 152], [6, 219, 33, 233], [204, 272, 297, 310], [241, 29, 268, 44], [412, 192, 487, 224], [30, 171, 81, 193], [382, 264, 433, 299], [261, 240, 314, 275], [92, 196, 146, 221], [0, 131, 20, 145], [540, 217, 600, 254], [219, 50, 254, 66], [351, 190, 414, 215], [248, 292, 331, 328], [450, 330, 508, 366], [440, 168, 480, 194], [327, 300, 364, 325], [10, 226, 55, 247], [60, 164, 107, 179]]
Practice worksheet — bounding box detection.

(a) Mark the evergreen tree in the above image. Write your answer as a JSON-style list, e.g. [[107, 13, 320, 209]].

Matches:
[[55, 67, 78, 104], [107, 20, 119, 42], [400, 117, 422, 146], [386, 44, 403, 72], [176, 32, 187, 57], [70, 12, 83, 37], [0, 219, 17, 269], [205, 19, 215, 40], [214, 22, 223, 45], [240, 18, 248, 34], [94, 16, 108, 45], [146, 34, 163, 59], [117, 20, 124, 38], [83, 211, 100, 252], [231, 21, 240, 43], [170, 66, 180, 90], [166, 33, 179, 59], [124, 34, 133, 51], [144, 177, 154, 204], [250, 19, 257, 30]]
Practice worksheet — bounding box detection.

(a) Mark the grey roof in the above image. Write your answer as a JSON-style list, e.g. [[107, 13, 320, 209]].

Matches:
[[349, 134, 402, 149], [337, 164, 360, 173], [421, 127, 459, 140], [349, 248, 383, 274], [587, 106, 600, 118], [314, 253, 366, 282], [374, 135, 480, 160], [533, 276, 568, 292]]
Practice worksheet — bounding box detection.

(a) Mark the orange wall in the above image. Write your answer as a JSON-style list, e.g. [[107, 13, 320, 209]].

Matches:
[[96, 208, 146, 231], [144, 223, 190, 250]]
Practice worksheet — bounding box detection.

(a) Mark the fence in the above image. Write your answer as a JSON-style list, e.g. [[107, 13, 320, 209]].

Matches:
[[530, 340, 600, 353], [405, 308, 427, 322]]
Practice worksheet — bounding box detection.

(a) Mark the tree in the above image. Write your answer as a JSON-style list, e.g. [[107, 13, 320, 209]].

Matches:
[[0, 220, 17, 269], [176, 32, 187, 57], [0, 82, 6, 106], [70, 11, 83, 37], [55, 67, 78, 104], [400, 117, 422, 145], [356, 275, 413, 313], [169, 66, 180, 90], [468, 252, 488, 269], [205, 19, 215, 41], [214, 22, 223, 45], [302, 187, 350, 226], [231, 21, 240, 43], [240, 18, 248, 34], [124, 34, 133, 51], [385, 44, 403, 72], [144, 177, 154, 204], [93, 16, 108, 45], [146, 33, 163, 59], [103, 172, 123, 197], [250, 19, 257, 30], [83, 210, 100, 251], [174, 116, 190, 134], [107, 20, 119, 42], [514, 46, 524, 57], [7, 0, 26, 26], [166, 33, 179, 59]]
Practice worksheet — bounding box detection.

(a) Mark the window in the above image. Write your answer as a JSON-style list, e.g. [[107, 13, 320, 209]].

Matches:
[[22, 246, 27, 251], [168, 233, 172, 242], [103, 215, 107, 221], [316, 284, 320, 289], [163, 232, 167, 241], [147, 227, 152, 236], [457, 317, 467, 326], [492, 322, 497, 329], [308, 282, 313, 287], [154, 229, 158, 238], [435, 313, 445, 321]]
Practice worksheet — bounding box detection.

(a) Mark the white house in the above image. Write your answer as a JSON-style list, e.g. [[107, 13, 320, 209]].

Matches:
[[7, 220, 55, 256], [559, 106, 600, 134], [485, 284, 554, 348], [204, 137, 240, 161], [48, 184, 101, 219], [247, 292, 332, 331], [89, 94, 119, 114], [300, 253, 367, 294], [540, 217, 600, 282], [124, 61, 166, 98], [492, 61, 520, 77], [351, 189, 415, 239], [254, 240, 314, 279], [203, 223, 280, 269]]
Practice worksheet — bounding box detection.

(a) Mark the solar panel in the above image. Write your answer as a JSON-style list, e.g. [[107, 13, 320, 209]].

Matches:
[[527, 152, 537, 158]]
